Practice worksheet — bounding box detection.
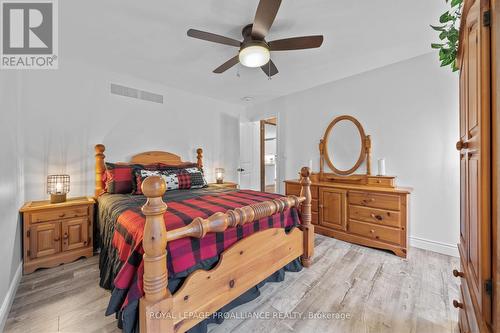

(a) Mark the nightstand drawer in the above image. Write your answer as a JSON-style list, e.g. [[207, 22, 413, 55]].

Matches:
[[30, 205, 89, 223]]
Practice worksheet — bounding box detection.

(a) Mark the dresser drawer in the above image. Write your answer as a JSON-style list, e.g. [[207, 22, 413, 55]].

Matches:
[[285, 183, 300, 196], [367, 177, 395, 187], [348, 205, 400, 228], [348, 220, 401, 245], [348, 191, 401, 211], [30, 205, 89, 223]]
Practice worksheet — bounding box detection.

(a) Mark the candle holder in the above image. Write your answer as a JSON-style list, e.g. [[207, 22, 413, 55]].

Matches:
[[215, 168, 225, 184], [47, 174, 70, 203]]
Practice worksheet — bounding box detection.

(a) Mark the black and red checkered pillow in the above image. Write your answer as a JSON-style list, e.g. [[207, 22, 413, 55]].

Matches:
[[134, 167, 207, 194], [104, 162, 158, 194]]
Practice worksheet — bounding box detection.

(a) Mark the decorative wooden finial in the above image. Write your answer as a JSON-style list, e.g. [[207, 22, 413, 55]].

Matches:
[[300, 166, 314, 267], [319, 140, 325, 180], [196, 148, 203, 171], [365, 135, 372, 175], [95, 144, 106, 197], [142, 176, 167, 199]]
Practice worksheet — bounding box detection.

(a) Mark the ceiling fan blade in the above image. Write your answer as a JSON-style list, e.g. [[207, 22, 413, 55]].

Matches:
[[187, 29, 241, 47], [213, 55, 240, 73], [252, 0, 282, 40], [261, 60, 279, 77], [268, 35, 324, 51]]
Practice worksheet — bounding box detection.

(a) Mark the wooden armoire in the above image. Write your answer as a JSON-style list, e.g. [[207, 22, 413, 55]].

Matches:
[[455, 0, 499, 332]]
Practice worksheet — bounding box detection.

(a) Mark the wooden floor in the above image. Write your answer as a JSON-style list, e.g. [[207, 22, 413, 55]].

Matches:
[[5, 235, 460, 333]]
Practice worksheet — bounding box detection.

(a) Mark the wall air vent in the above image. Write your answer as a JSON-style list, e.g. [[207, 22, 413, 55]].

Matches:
[[110, 83, 164, 104]]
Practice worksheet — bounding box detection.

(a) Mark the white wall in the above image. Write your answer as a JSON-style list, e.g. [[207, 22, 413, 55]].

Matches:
[[0, 72, 24, 331], [18, 59, 243, 200], [246, 53, 460, 256]]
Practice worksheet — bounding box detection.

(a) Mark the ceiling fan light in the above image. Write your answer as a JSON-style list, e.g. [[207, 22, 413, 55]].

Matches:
[[239, 45, 270, 68]]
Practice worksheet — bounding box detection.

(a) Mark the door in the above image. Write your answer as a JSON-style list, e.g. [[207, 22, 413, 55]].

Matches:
[[62, 217, 89, 251], [457, 0, 491, 326], [239, 121, 260, 190], [30, 222, 61, 259], [319, 188, 347, 231]]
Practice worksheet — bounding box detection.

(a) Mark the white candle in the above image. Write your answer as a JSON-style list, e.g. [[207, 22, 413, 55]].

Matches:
[[308, 159, 313, 171], [378, 158, 386, 176]]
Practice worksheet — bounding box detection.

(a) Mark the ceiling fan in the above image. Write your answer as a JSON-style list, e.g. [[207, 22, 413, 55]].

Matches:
[[187, 0, 324, 77]]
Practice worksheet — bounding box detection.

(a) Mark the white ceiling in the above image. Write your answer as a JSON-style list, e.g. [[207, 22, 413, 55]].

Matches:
[[62, 0, 447, 105]]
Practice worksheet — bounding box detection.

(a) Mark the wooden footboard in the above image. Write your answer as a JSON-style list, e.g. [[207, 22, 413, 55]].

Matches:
[[139, 168, 313, 333]]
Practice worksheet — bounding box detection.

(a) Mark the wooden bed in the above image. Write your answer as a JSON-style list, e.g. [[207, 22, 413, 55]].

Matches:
[[94, 144, 314, 333]]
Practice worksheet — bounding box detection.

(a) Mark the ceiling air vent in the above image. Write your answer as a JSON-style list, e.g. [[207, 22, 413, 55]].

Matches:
[[110, 83, 164, 104]]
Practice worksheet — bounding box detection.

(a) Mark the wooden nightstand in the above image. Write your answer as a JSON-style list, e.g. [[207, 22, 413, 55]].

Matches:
[[209, 182, 238, 189], [20, 196, 95, 274]]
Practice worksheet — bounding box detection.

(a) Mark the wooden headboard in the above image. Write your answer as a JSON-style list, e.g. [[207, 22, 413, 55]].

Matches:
[[94, 144, 203, 197]]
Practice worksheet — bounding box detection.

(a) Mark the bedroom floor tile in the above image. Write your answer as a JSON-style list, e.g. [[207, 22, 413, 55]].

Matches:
[[4, 235, 459, 333]]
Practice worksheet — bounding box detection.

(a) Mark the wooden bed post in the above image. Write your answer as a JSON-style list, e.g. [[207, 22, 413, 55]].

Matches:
[[95, 144, 106, 197], [139, 176, 173, 333], [300, 167, 314, 267], [196, 148, 203, 171]]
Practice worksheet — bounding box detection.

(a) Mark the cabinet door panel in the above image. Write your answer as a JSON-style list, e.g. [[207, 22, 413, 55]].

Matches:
[[62, 217, 89, 252], [319, 188, 346, 231], [30, 222, 61, 259]]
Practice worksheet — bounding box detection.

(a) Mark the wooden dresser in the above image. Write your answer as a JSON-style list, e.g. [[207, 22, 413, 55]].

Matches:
[[285, 174, 411, 257], [20, 197, 95, 274]]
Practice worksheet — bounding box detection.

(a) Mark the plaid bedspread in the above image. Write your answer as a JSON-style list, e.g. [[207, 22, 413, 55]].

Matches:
[[99, 187, 301, 316]]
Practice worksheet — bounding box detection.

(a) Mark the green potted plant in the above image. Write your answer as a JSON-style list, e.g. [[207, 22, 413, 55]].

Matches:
[[430, 0, 463, 71]]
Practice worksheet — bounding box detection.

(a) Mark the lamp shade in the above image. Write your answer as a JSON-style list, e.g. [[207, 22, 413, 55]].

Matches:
[[215, 168, 225, 184], [47, 174, 70, 203]]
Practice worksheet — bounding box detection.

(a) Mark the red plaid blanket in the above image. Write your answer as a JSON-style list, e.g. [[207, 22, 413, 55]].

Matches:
[[108, 189, 300, 312]]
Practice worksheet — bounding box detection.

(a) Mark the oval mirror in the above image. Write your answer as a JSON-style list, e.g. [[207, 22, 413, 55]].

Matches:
[[323, 116, 366, 175]]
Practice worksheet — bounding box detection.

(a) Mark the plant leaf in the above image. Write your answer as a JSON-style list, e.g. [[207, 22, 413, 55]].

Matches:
[[430, 24, 447, 31], [431, 43, 444, 49], [440, 12, 453, 23], [451, 0, 462, 7]]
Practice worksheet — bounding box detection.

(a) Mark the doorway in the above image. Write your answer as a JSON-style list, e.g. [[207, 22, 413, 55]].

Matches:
[[260, 117, 277, 193]]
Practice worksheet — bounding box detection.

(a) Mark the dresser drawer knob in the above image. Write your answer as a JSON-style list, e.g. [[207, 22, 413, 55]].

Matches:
[[363, 198, 375, 204], [453, 300, 464, 309], [59, 213, 66, 218], [452, 269, 464, 278], [370, 213, 383, 221], [370, 229, 375, 234]]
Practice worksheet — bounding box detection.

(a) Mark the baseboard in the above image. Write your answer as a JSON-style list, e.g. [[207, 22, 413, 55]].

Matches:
[[410, 236, 459, 257], [0, 262, 22, 332]]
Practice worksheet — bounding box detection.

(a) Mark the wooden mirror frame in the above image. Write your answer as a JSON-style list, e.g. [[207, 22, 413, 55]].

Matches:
[[320, 115, 372, 176]]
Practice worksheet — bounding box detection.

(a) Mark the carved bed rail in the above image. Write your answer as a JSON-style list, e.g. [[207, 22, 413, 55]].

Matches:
[[139, 167, 313, 332]]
